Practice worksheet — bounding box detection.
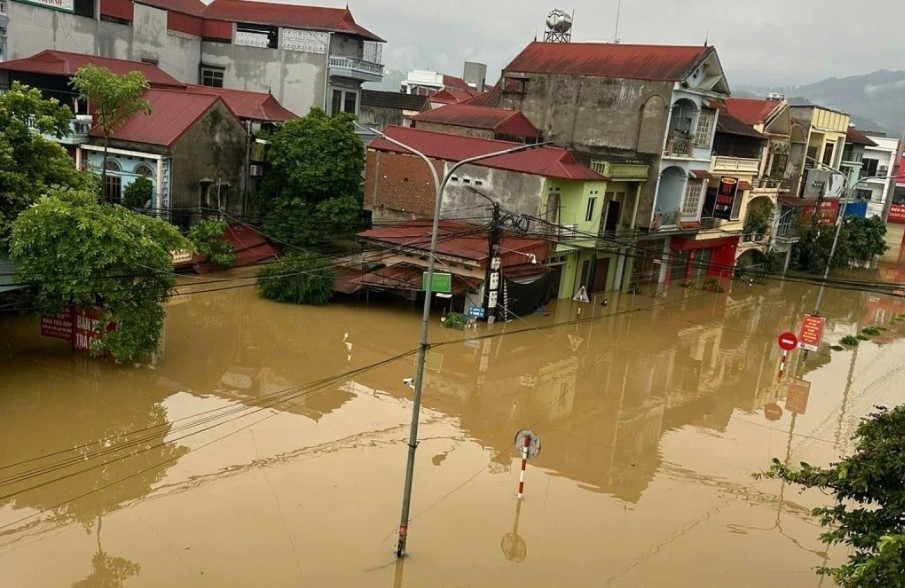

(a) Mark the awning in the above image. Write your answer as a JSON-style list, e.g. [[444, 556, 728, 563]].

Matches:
[[355, 263, 479, 295], [334, 266, 364, 295], [690, 170, 713, 180], [738, 180, 754, 191]]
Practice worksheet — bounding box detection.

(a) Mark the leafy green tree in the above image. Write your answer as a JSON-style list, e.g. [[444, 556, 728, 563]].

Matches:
[[0, 82, 95, 247], [188, 218, 236, 268], [10, 188, 190, 362], [256, 251, 335, 305], [71, 66, 151, 200], [257, 107, 364, 247], [121, 176, 153, 209], [758, 405, 905, 587], [793, 215, 888, 272]]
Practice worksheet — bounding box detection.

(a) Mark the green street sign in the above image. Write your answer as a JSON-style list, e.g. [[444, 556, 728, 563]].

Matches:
[[422, 271, 452, 294]]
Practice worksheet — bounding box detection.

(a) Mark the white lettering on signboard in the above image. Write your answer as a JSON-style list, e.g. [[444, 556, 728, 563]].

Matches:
[[19, 0, 75, 13], [281, 29, 329, 54], [235, 31, 271, 48]]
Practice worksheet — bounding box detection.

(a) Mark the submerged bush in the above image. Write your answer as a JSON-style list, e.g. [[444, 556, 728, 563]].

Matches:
[[256, 252, 335, 305]]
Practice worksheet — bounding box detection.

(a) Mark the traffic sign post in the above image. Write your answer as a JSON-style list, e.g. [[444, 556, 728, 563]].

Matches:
[[513, 429, 541, 499], [798, 315, 826, 352], [777, 332, 798, 379]]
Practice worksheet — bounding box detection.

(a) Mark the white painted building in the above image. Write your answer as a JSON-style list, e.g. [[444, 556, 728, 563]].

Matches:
[[859, 134, 898, 217]]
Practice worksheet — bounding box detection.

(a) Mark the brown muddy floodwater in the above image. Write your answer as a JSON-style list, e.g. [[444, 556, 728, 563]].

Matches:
[[1, 264, 904, 587]]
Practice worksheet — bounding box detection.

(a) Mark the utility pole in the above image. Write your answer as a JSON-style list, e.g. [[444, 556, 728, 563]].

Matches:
[[484, 201, 503, 324]]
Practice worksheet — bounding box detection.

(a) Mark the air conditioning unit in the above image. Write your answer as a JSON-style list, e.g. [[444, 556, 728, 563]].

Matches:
[[249, 164, 264, 177]]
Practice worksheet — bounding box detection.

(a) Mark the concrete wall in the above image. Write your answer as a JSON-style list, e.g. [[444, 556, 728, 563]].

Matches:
[[201, 41, 327, 116], [364, 150, 443, 219], [168, 101, 247, 213], [440, 163, 545, 220], [127, 4, 201, 83], [359, 104, 404, 130], [7, 1, 98, 59]]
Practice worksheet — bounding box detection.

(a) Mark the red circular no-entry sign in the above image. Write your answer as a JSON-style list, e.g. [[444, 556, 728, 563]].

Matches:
[[777, 331, 799, 351]]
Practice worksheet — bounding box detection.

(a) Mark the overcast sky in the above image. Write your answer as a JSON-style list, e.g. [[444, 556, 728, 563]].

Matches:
[[334, 0, 905, 89]]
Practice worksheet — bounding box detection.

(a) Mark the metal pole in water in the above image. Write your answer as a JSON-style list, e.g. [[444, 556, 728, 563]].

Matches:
[[517, 434, 530, 499]]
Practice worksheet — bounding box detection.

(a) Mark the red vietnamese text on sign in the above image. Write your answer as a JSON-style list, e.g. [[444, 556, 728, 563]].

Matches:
[[888, 204, 905, 225], [777, 331, 798, 351], [40, 309, 74, 340], [785, 379, 811, 415], [798, 315, 826, 352], [714, 177, 738, 221]]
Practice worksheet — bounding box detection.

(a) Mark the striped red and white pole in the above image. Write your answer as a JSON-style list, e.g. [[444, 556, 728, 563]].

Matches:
[[778, 349, 788, 379], [517, 435, 530, 499]]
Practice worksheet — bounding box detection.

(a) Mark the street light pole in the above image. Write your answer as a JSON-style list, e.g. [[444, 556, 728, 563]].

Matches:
[[357, 123, 550, 558]]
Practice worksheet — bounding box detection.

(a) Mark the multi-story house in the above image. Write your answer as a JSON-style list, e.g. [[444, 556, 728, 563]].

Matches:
[[3, 0, 384, 116], [854, 132, 897, 218], [496, 41, 731, 289], [788, 104, 851, 197], [840, 127, 878, 207]]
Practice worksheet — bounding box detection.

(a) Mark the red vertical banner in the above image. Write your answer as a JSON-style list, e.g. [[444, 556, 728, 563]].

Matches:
[[798, 315, 826, 352]]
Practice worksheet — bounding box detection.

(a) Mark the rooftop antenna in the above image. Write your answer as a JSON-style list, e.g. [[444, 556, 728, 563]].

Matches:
[[704, 28, 709, 47], [613, 0, 622, 44], [543, 9, 573, 43]]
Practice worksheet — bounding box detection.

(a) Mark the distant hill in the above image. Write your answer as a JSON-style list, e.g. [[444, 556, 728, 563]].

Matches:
[[736, 70, 905, 136]]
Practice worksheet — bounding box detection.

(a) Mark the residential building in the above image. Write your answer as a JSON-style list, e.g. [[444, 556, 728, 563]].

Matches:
[[840, 126, 878, 208], [857, 133, 897, 217], [359, 90, 429, 131], [3, 0, 384, 116], [788, 104, 851, 197], [496, 41, 731, 289], [401, 65, 484, 95], [410, 104, 541, 143], [362, 125, 610, 298]]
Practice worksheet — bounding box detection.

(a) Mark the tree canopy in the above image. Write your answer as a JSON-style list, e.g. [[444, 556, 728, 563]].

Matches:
[[792, 215, 888, 272], [256, 251, 335, 305], [759, 405, 905, 587], [10, 188, 190, 362], [257, 107, 364, 247], [0, 82, 95, 248]]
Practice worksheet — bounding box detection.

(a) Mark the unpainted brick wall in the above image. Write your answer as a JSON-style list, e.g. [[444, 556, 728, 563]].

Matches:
[[364, 150, 444, 217]]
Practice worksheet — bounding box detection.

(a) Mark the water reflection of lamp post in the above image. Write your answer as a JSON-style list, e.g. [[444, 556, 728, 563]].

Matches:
[[356, 122, 550, 558], [500, 497, 528, 563]]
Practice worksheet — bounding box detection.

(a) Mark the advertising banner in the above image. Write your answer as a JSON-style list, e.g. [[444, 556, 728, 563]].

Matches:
[[714, 177, 738, 220]]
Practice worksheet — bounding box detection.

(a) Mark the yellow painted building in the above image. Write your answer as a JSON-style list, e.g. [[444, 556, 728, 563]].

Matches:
[[789, 105, 851, 196]]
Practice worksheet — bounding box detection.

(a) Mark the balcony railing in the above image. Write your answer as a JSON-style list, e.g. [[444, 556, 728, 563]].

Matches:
[[590, 160, 650, 180], [651, 210, 681, 230], [711, 155, 760, 175], [328, 56, 384, 83], [664, 138, 694, 157]]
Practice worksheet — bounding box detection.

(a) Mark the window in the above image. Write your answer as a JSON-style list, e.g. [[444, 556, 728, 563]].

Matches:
[[768, 153, 788, 179], [854, 189, 872, 201], [822, 142, 835, 166], [330, 88, 358, 115], [682, 180, 703, 216], [695, 109, 715, 148], [134, 164, 154, 177], [585, 197, 597, 222], [503, 76, 528, 95], [104, 175, 122, 204], [200, 65, 224, 88], [731, 189, 743, 220], [861, 158, 880, 178]]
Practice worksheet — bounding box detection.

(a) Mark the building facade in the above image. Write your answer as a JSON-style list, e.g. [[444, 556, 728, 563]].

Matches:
[[3, 0, 384, 116]]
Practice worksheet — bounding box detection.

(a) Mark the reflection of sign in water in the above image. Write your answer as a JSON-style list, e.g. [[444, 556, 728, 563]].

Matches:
[[714, 177, 738, 220], [17, 0, 75, 13], [281, 29, 330, 54], [798, 314, 826, 351], [785, 379, 811, 415]]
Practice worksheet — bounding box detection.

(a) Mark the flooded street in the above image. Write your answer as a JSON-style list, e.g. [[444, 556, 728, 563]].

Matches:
[[2, 267, 904, 587]]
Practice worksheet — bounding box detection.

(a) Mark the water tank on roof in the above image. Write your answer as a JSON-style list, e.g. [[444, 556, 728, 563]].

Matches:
[[766, 92, 785, 102], [546, 9, 573, 33]]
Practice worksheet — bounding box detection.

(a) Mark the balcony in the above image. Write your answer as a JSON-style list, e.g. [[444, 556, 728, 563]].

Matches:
[[651, 210, 681, 230], [664, 137, 694, 158], [590, 160, 650, 181], [328, 56, 384, 83], [711, 155, 760, 175], [37, 115, 92, 146]]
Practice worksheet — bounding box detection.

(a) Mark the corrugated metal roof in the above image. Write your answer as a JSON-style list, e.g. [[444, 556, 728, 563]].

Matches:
[[185, 85, 296, 122], [90, 89, 223, 147], [430, 87, 482, 105], [370, 126, 605, 181], [202, 0, 383, 41], [136, 0, 205, 15], [846, 127, 878, 147], [724, 98, 781, 126], [358, 220, 549, 266], [412, 104, 540, 138], [361, 90, 430, 112], [504, 41, 712, 81], [463, 84, 501, 108], [716, 110, 767, 139], [0, 50, 184, 88], [441, 75, 472, 91]]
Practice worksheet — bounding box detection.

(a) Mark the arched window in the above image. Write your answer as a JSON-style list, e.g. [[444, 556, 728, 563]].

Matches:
[[105, 159, 121, 172], [134, 164, 154, 177]]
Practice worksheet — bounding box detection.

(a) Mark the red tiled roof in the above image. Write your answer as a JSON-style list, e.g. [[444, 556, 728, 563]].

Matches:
[[724, 98, 780, 126], [463, 84, 502, 108], [185, 85, 296, 122], [430, 87, 482, 105], [357, 220, 549, 266], [0, 50, 184, 88], [195, 224, 278, 273], [441, 74, 472, 91], [202, 0, 383, 41], [716, 110, 767, 139], [136, 0, 205, 15], [846, 127, 878, 147], [412, 104, 540, 138], [91, 89, 224, 147], [504, 41, 712, 81], [354, 263, 478, 295], [370, 126, 604, 181]]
